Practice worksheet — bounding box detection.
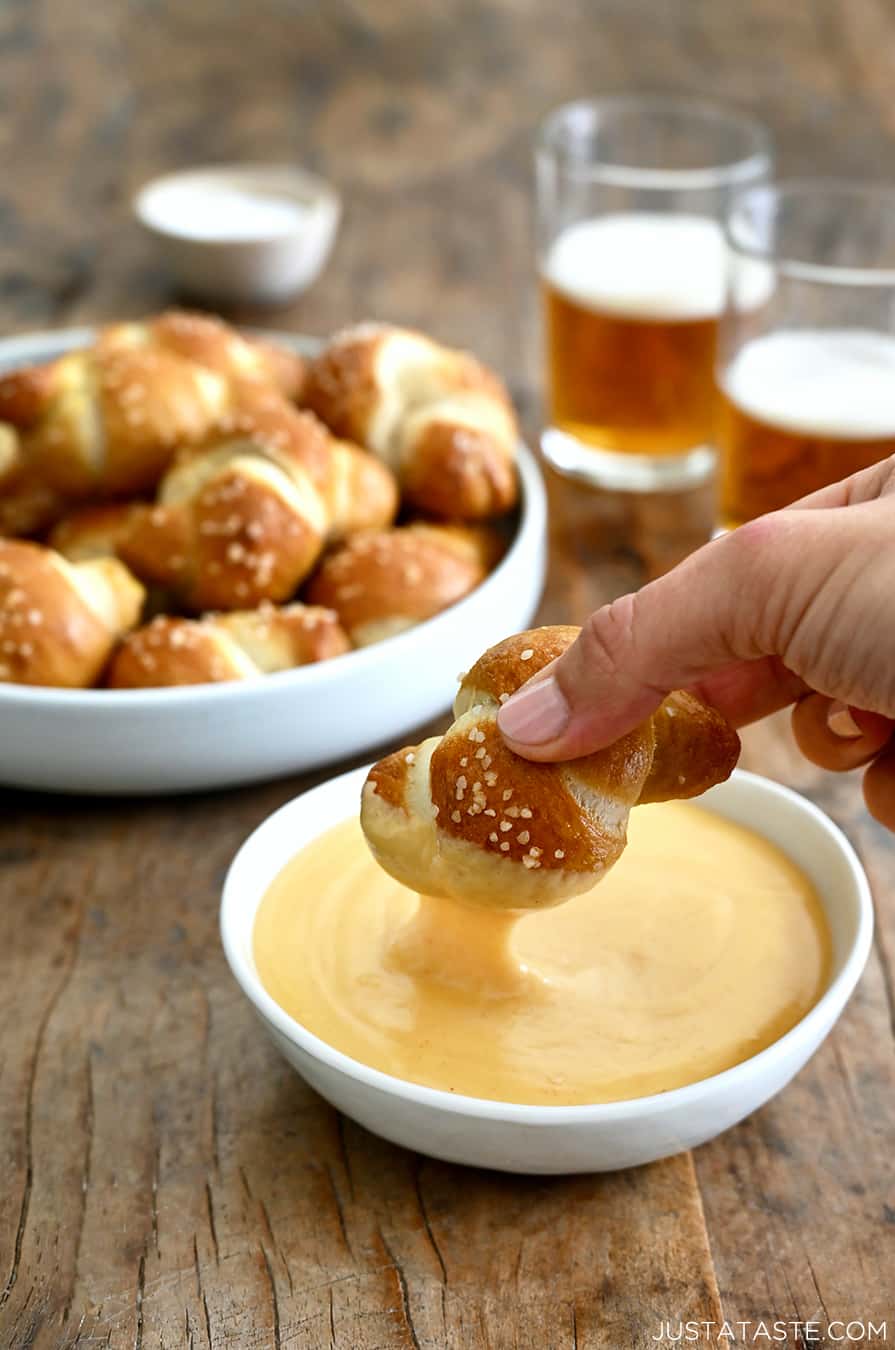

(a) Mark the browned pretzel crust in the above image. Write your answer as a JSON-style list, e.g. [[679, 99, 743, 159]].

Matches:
[[106, 603, 348, 688], [0, 538, 144, 688], [305, 523, 501, 646], [0, 311, 307, 523], [118, 441, 328, 613], [302, 323, 518, 520], [361, 626, 740, 908]]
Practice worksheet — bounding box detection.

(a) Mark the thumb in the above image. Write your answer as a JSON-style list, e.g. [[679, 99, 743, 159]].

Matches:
[[497, 517, 793, 760]]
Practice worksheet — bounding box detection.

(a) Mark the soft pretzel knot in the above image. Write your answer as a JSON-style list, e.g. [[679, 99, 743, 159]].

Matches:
[[118, 434, 331, 613], [0, 539, 144, 688], [305, 522, 502, 646], [302, 323, 519, 520], [0, 312, 306, 526], [106, 603, 348, 688], [361, 626, 740, 910]]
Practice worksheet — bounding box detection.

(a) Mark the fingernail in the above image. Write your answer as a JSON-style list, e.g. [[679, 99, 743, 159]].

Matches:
[[497, 675, 570, 745], [827, 701, 862, 739]]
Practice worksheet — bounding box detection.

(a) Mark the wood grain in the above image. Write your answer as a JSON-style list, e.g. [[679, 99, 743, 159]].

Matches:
[[1, 1, 894, 1346]]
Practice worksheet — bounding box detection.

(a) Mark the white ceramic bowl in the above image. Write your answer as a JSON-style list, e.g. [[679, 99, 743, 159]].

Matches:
[[221, 767, 873, 1174], [0, 330, 546, 794], [134, 164, 341, 307]]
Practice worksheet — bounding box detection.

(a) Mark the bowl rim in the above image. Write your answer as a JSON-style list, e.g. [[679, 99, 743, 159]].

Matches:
[[220, 767, 875, 1125], [133, 162, 342, 244], [0, 326, 545, 713]]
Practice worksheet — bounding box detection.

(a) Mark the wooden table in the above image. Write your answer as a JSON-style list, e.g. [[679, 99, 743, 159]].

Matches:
[[2, 3, 894, 1345]]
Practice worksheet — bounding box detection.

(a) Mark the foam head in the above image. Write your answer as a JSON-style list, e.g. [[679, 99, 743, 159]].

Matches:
[[543, 212, 728, 321], [722, 328, 895, 439]]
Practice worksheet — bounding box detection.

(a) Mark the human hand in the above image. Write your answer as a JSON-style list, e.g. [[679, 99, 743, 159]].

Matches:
[[497, 456, 895, 829]]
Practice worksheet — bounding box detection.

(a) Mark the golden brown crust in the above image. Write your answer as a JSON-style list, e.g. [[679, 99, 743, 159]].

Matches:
[[0, 424, 67, 536], [49, 502, 148, 561], [640, 690, 740, 803], [177, 464, 320, 610], [117, 506, 192, 592], [400, 417, 517, 518], [304, 523, 494, 645], [301, 328, 385, 443], [458, 626, 579, 705], [0, 480, 66, 538], [246, 337, 306, 402], [302, 324, 519, 520], [410, 521, 506, 572], [106, 615, 247, 687], [364, 746, 416, 811], [0, 365, 55, 428], [97, 347, 229, 495], [150, 311, 305, 397], [324, 440, 399, 540], [361, 625, 741, 908], [458, 627, 739, 804], [6, 346, 230, 503], [0, 539, 144, 688], [101, 310, 305, 399], [219, 602, 349, 669], [120, 447, 327, 612], [106, 602, 348, 688], [213, 384, 334, 493], [0, 313, 304, 524], [428, 715, 643, 875]]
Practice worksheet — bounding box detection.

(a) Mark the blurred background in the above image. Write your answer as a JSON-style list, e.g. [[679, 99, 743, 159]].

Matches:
[[5, 0, 888, 360], [6, 0, 891, 589]]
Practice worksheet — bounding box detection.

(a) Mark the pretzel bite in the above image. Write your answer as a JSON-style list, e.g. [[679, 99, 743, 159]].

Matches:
[[302, 324, 518, 520], [106, 603, 348, 688], [304, 522, 501, 646], [0, 345, 230, 501], [0, 538, 144, 688], [119, 440, 328, 613], [361, 627, 740, 909]]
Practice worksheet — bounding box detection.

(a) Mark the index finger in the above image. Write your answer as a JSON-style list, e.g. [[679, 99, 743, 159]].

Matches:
[[786, 455, 895, 511]]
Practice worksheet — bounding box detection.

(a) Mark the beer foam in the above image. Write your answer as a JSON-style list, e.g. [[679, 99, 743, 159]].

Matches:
[[544, 213, 727, 321], [722, 329, 895, 439]]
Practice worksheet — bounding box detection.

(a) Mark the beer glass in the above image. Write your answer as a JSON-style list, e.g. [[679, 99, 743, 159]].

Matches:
[[536, 96, 772, 491], [719, 180, 895, 524]]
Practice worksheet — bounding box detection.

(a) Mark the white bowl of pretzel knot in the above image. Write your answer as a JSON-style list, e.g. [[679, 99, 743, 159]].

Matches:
[[0, 314, 546, 793]]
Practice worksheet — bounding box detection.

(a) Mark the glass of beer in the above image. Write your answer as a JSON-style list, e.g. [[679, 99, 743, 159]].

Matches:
[[537, 95, 772, 492], [719, 181, 895, 525]]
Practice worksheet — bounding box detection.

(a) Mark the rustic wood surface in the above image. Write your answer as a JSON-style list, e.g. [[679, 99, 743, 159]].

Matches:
[[2, 1, 894, 1346]]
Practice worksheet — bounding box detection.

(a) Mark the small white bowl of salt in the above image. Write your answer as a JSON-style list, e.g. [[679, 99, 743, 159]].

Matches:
[[134, 164, 340, 307]]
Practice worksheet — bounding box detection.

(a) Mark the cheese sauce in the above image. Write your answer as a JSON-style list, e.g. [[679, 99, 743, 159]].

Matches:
[[253, 803, 831, 1106]]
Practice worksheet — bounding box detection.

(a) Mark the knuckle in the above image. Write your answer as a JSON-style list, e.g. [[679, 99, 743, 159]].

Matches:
[[880, 452, 895, 496], [722, 512, 802, 653], [578, 594, 638, 682], [725, 512, 785, 568]]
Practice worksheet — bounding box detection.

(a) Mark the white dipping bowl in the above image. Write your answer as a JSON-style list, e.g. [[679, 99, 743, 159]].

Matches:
[[134, 164, 341, 307], [221, 767, 873, 1174]]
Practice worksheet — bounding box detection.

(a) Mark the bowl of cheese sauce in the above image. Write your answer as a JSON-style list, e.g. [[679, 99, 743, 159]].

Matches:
[[221, 766, 872, 1173]]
